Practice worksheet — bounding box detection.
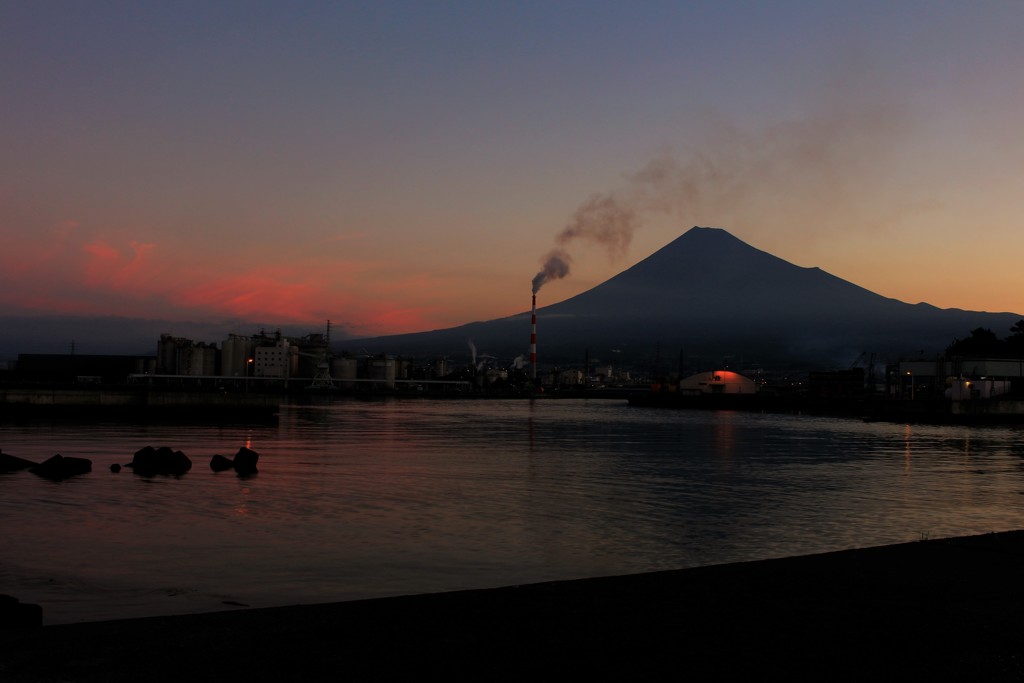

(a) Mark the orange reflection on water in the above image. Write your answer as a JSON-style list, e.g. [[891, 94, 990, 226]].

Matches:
[[713, 413, 738, 460], [235, 486, 251, 516]]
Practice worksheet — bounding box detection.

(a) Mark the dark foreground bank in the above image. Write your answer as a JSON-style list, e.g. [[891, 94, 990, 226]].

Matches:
[[4, 531, 1024, 681]]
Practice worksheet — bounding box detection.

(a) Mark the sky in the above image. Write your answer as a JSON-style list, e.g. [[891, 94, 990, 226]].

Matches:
[[3, 1, 1024, 348]]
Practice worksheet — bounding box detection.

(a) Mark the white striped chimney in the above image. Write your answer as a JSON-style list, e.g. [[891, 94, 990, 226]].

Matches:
[[530, 293, 537, 380]]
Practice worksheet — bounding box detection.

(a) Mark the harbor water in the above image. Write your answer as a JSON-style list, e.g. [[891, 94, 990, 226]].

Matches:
[[3, 397, 1024, 625]]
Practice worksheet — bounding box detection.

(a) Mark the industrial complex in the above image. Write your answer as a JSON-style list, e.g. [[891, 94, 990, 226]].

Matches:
[[5, 317, 1024, 424]]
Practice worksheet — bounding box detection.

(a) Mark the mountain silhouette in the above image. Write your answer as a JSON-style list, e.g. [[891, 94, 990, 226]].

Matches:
[[349, 227, 1023, 369]]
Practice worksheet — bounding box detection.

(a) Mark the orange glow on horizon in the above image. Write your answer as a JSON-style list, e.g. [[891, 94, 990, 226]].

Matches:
[[2, 212, 1021, 340], [0, 224, 471, 333]]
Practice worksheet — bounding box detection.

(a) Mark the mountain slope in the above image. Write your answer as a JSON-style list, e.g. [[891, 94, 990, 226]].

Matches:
[[350, 227, 1022, 368]]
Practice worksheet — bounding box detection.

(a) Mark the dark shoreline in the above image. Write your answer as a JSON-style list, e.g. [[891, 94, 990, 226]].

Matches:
[[4, 530, 1024, 681], [8, 386, 1024, 426]]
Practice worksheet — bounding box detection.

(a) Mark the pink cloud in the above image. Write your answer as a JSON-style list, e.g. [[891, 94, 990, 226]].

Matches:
[[81, 241, 121, 284], [176, 271, 323, 321], [0, 218, 470, 334], [81, 239, 161, 291]]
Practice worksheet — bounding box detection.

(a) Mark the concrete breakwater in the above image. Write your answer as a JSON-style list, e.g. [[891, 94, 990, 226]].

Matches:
[[4, 530, 1024, 680], [0, 387, 281, 419]]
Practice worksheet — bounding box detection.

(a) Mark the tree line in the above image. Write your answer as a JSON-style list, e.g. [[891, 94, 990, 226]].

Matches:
[[946, 321, 1024, 358]]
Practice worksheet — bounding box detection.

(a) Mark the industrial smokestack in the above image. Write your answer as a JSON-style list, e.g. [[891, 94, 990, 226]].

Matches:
[[528, 191, 635, 382], [530, 293, 537, 381]]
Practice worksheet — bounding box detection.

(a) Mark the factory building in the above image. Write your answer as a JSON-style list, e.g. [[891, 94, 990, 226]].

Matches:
[[253, 339, 298, 379], [890, 357, 1024, 400], [557, 368, 584, 386]]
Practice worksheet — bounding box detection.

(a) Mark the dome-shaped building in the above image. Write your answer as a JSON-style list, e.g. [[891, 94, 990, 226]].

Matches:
[[679, 370, 758, 395]]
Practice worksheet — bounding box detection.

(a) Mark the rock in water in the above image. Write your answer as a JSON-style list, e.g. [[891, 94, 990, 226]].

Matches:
[[29, 454, 92, 480], [170, 449, 192, 475], [131, 446, 192, 476], [130, 446, 157, 471], [0, 452, 39, 472], [233, 447, 259, 475], [210, 454, 234, 472]]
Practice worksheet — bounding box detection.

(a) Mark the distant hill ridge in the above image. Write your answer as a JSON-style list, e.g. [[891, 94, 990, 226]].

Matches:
[[350, 227, 1023, 369]]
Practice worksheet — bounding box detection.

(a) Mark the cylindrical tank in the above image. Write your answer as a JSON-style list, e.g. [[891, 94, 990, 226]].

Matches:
[[221, 336, 255, 377], [331, 357, 359, 389], [368, 358, 396, 389]]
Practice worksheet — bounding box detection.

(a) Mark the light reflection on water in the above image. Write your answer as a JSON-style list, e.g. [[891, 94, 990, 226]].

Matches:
[[2, 397, 1024, 624]]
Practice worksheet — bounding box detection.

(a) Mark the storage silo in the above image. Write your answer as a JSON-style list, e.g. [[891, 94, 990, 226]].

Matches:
[[369, 357, 396, 389], [331, 357, 359, 389], [221, 335, 255, 377]]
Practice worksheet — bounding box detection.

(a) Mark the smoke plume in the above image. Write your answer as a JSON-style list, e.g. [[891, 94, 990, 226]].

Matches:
[[531, 67, 913, 294], [556, 194, 638, 258], [531, 248, 571, 294], [532, 194, 638, 294]]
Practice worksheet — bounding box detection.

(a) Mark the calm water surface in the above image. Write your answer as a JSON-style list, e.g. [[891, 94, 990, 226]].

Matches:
[[3, 397, 1024, 624]]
